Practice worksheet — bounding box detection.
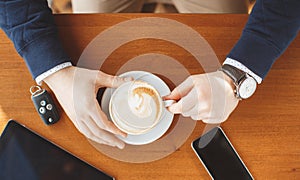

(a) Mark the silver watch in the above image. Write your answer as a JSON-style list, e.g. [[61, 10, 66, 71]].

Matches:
[[220, 64, 257, 99]]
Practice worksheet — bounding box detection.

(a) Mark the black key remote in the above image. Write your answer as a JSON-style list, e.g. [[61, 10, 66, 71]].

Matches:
[[30, 86, 60, 125]]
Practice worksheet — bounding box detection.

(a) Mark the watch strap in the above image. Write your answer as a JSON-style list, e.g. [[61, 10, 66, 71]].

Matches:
[[220, 64, 245, 84]]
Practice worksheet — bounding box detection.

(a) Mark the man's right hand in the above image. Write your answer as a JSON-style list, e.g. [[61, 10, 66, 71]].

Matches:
[[44, 66, 132, 149]]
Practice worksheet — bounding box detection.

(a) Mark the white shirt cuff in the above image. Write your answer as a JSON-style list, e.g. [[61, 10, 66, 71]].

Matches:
[[35, 62, 73, 85], [223, 58, 262, 84]]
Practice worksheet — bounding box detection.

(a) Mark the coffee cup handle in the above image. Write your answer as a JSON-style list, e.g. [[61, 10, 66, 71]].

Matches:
[[164, 100, 176, 108]]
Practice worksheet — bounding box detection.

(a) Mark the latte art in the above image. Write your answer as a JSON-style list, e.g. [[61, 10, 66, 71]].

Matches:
[[128, 86, 160, 119], [109, 81, 163, 134]]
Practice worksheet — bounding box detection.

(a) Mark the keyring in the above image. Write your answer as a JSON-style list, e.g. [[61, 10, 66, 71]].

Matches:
[[30, 85, 43, 95]]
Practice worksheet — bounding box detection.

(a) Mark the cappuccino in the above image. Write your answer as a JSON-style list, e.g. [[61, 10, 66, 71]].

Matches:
[[109, 81, 163, 135]]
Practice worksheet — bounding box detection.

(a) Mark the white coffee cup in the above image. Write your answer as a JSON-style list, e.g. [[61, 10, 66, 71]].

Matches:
[[109, 81, 174, 135]]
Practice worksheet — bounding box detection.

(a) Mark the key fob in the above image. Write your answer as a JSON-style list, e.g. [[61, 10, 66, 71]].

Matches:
[[30, 86, 60, 125]]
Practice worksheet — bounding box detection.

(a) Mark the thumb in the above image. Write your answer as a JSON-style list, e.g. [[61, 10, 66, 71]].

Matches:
[[96, 71, 133, 88], [167, 100, 183, 114]]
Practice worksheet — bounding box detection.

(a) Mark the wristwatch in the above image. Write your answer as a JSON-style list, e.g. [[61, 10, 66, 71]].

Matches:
[[220, 64, 257, 99]]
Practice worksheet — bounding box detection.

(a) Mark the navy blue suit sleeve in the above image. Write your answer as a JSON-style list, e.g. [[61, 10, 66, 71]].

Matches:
[[228, 0, 300, 79], [0, 0, 71, 79]]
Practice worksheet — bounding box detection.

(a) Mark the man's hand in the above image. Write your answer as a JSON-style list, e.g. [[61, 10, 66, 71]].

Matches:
[[44, 66, 131, 149], [165, 71, 238, 124]]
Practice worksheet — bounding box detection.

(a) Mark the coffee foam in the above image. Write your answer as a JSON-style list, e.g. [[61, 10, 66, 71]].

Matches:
[[110, 81, 162, 133], [128, 85, 161, 119]]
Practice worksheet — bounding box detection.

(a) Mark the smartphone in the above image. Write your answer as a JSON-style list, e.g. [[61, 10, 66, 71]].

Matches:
[[0, 120, 115, 180], [191, 127, 253, 180]]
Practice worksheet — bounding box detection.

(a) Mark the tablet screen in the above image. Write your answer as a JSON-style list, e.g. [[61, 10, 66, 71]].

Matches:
[[0, 120, 114, 180]]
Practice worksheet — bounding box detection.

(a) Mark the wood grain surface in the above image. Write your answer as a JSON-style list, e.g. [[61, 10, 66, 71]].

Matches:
[[0, 14, 299, 179]]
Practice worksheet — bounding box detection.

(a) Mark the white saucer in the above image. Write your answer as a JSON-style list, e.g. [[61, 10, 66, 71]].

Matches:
[[101, 71, 174, 145]]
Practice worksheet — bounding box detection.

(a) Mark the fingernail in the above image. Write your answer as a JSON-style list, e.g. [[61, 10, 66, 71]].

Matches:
[[162, 95, 168, 100], [168, 105, 181, 114], [117, 143, 125, 149], [121, 133, 127, 138], [124, 77, 133, 82], [168, 104, 174, 111], [167, 106, 173, 113]]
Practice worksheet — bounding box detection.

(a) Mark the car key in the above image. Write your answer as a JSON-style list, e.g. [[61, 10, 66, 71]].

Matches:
[[30, 86, 60, 125]]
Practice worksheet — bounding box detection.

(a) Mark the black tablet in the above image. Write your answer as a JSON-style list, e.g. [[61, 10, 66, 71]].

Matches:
[[0, 120, 114, 180]]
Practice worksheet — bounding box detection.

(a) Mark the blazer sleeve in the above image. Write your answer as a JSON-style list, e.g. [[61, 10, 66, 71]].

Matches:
[[0, 0, 71, 80], [227, 0, 300, 79]]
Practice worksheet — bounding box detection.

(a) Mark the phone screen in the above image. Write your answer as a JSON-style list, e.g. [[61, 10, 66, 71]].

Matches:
[[0, 120, 114, 180], [192, 127, 253, 180]]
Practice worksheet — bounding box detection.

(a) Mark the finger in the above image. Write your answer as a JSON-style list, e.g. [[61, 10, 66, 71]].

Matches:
[[167, 101, 183, 114], [96, 71, 133, 88], [83, 118, 126, 149], [77, 121, 112, 146], [191, 114, 208, 121], [168, 87, 198, 114], [92, 100, 127, 138], [86, 129, 125, 149], [164, 76, 194, 101], [191, 115, 202, 121], [202, 118, 227, 124], [190, 106, 227, 122], [183, 100, 209, 117]]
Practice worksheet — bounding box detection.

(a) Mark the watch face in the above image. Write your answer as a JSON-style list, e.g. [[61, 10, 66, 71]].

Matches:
[[238, 77, 257, 99]]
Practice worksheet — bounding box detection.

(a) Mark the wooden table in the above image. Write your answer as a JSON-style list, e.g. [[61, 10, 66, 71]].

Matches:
[[0, 14, 299, 179]]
